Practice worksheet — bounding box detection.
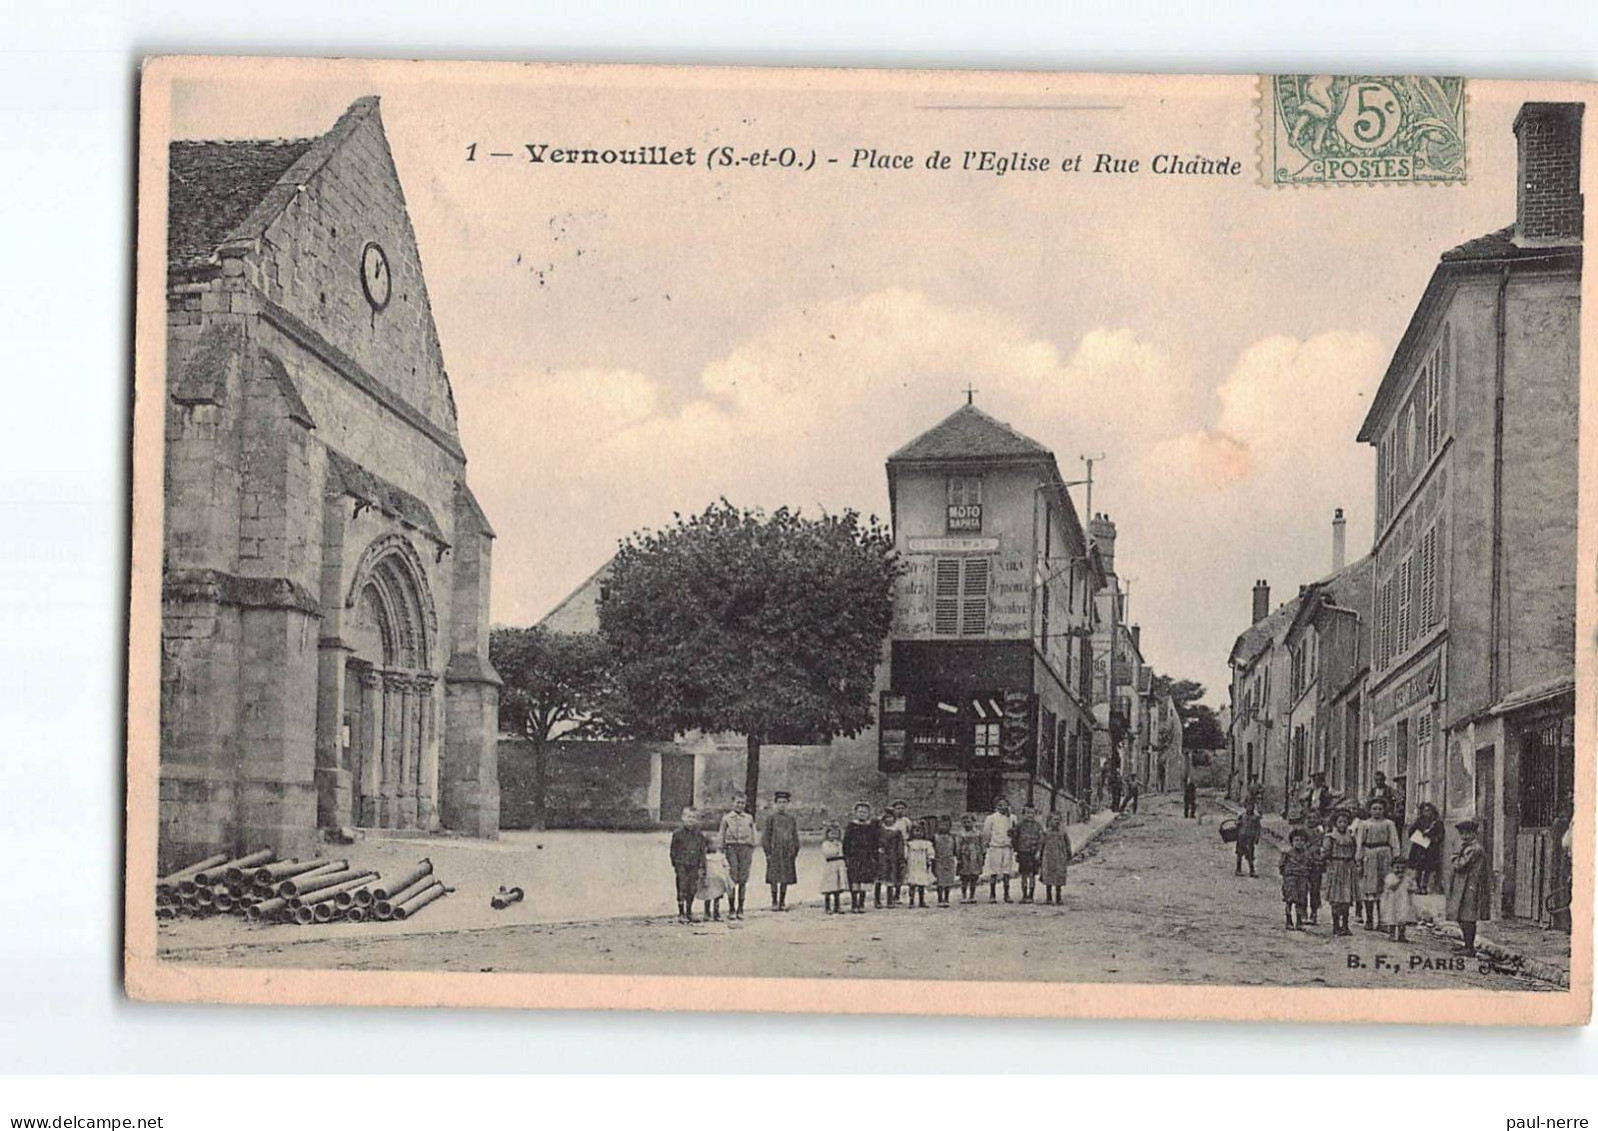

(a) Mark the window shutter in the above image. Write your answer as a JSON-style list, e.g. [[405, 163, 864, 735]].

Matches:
[[960, 558, 989, 635], [1397, 557, 1412, 652], [934, 559, 960, 635]]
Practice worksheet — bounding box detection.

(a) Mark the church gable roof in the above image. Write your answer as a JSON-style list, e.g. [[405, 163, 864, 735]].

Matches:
[[168, 96, 380, 272], [887, 403, 1053, 464], [168, 139, 313, 269]]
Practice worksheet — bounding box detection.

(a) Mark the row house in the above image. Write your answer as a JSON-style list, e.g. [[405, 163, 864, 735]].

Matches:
[[1356, 102, 1581, 921], [1229, 102, 1581, 924]]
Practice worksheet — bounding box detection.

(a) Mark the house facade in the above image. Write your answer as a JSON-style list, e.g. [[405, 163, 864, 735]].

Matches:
[[1356, 102, 1582, 920], [879, 403, 1107, 816], [159, 98, 501, 870]]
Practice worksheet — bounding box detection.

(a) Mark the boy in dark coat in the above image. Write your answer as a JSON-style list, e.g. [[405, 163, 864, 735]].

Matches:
[[669, 808, 707, 923], [1183, 778, 1198, 818], [1446, 818, 1493, 955], [1012, 805, 1046, 903], [842, 801, 880, 913]]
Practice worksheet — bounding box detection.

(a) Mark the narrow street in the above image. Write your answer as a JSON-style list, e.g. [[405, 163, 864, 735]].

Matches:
[[161, 792, 1551, 991]]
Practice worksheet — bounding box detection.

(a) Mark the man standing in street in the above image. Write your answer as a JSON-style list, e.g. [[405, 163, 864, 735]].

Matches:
[[1183, 776, 1199, 819], [1125, 772, 1142, 814], [761, 790, 801, 912], [982, 797, 1017, 903], [1109, 764, 1124, 813], [719, 794, 757, 920]]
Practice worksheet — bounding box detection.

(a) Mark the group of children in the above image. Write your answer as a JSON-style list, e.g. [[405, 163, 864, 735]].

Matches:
[[1236, 794, 1496, 955], [1237, 797, 1416, 936], [670, 795, 1075, 922], [824, 798, 1073, 913]]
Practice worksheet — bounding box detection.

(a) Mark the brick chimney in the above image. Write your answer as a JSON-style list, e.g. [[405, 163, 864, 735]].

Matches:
[[1513, 102, 1584, 246], [1332, 507, 1347, 571], [1088, 513, 1117, 577], [1252, 579, 1270, 624], [1130, 624, 1141, 655]]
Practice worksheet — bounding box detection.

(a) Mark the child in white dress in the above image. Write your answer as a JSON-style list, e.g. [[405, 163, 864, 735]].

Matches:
[[904, 821, 936, 909], [696, 842, 731, 922], [819, 824, 847, 914], [1380, 857, 1419, 942]]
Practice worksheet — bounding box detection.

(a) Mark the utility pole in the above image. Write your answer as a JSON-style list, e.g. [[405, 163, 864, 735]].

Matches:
[[1080, 452, 1106, 523]]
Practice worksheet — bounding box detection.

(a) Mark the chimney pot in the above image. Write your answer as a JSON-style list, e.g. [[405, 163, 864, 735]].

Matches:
[[1332, 506, 1347, 571], [1252, 579, 1270, 624]]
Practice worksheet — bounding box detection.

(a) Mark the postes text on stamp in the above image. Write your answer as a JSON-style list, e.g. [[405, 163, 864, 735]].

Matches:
[[1268, 75, 1466, 186]]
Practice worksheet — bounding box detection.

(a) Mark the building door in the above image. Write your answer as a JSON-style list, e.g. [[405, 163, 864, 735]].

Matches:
[[659, 753, 695, 820], [968, 720, 1003, 812]]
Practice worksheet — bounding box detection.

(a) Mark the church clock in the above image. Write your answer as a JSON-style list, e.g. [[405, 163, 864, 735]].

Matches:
[[360, 241, 392, 311]]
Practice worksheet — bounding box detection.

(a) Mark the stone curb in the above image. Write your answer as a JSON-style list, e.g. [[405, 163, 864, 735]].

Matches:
[[1215, 798, 1570, 989]]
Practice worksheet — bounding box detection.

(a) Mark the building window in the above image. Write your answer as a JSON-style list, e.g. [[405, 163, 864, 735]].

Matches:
[[1425, 347, 1442, 456], [973, 720, 1002, 762], [947, 476, 983, 532], [934, 557, 991, 636]]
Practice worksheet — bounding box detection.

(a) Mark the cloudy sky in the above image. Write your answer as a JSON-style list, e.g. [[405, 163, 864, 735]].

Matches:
[[168, 64, 1538, 699]]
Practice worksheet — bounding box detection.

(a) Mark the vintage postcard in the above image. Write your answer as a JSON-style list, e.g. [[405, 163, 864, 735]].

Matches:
[[127, 57, 1594, 1024]]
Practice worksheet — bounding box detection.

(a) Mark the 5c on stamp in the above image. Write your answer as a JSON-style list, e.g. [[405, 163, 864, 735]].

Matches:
[[1268, 75, 1466, 186]]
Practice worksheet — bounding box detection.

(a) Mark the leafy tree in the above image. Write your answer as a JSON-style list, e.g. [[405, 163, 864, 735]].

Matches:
[[489, 626, 615, 828], [1182, 704, 1227, 751], [599, 500, 898, 806]]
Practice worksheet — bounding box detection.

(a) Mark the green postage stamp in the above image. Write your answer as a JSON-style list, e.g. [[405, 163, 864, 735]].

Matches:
[[1268, 75, 1467, 185]]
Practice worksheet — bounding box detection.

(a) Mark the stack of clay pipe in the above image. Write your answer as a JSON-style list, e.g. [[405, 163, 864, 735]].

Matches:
[[155, 852, 448, 925]]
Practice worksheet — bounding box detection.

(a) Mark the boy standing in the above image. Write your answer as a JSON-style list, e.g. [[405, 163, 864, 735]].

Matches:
[[982, 798, 1017, 903], [1183, 777, 1198, 819], [1280, 827, 1313, 930], [1012, 805, 1045, 903], [1235, 801, 1262, 877], [669, 809, 707, 923], [761, 790, 801, 912], [718, 794, 757, 920]]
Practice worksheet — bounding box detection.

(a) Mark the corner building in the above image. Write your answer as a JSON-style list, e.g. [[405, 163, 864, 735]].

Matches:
[[877, 404, 1106, 816], [159, 97, 501, 870]]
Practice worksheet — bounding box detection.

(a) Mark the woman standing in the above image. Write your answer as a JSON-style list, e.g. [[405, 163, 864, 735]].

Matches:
[[1355, 796, 1399, 930], [1406, 801, 1445, 894]]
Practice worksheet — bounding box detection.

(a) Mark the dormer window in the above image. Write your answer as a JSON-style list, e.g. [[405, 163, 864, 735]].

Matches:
[[947, 476, 983, 532]]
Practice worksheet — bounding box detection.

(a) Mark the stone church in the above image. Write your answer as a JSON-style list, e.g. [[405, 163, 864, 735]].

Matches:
[[159, 96, 500, 870]]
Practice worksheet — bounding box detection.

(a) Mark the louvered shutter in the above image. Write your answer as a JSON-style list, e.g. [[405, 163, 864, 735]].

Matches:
[[961, 558, 989, 635], [934, 559, 960, 635]]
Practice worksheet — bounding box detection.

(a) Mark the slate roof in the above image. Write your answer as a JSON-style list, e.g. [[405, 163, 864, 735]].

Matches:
[[167, 96, 383, 272], [168, 139, 313, 268], [887, 403, 1053, 463]]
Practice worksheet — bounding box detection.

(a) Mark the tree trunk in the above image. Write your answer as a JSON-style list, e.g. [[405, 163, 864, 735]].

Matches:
[[531, 733, 548, 831], [744, 732, 761, 810]]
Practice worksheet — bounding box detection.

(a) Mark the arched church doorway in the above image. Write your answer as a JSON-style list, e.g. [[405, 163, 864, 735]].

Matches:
[[342, 536, 438, 830]]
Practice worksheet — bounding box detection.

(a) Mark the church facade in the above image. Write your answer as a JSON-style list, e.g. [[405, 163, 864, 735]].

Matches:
[[159, 97, 500, 870]]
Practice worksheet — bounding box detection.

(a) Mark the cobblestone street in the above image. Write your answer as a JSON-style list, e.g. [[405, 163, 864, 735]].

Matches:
[[160, 792, 1556, 992]]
